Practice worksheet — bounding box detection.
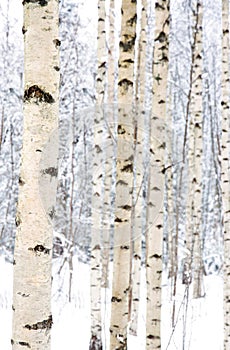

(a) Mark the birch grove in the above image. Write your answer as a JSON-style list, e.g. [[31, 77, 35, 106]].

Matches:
[[0, 0, 229, 348], [12, 0, 59, 349]]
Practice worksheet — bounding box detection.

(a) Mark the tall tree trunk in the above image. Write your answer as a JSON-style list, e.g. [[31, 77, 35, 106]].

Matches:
[[89, 2, 107, 348], [222, 0, 230, 348], [183, 0, 203, 296], [190, 1, 203, 299], [129, 0, 147, 336], [110, 1, 137, 348], [12, 1, 59, 349], [146, 1, 170, 348]]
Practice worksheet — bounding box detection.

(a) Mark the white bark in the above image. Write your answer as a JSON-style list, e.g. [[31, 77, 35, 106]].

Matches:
[[89, 2, 107, 347], [222, 0, 230, 348], [129, 0, 147, 336], [183, 1, 204, 299], [97, 0, 107, 104], [12, 1, 59, 349], [110, 1, 137, 348], [146, 1, 170, 348]]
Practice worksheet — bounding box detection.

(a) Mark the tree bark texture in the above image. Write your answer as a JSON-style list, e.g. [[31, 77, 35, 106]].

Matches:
[[110, 1, 137, 348], [146, 1, 170, 348], [12, 1, 59, 349]]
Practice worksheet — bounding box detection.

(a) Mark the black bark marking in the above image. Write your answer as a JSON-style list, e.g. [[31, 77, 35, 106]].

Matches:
[[155, 31, 166, 43], [118, 124, 126, 134], [118, 79, 133, 93], [121, 163, 133, 173], [99, 61, 106, 69], [120, 245, 129, 250], [22, 26, 27, 34], [123, 58, 134, 64], [53, 39, 61, 48], [134, 254, 141, 260], [15, 215, 21, 227], [127, 14, 137, 26], [19, 176, 25, 186], [25, 315, 52, 330], [17, 292, 30, 297], [53, 66, 60, 71], [111, 296, 122, 303], [24, 85, 55, 104], [150, 254, 161, 259], [23, 0, 48, 6], [115, 217, 123, 223], [36, 149, 42, 152], [117, 179, 128, 186], [156, 224, 163, 229], [42, 167, 58, 177], [120, 205, 131, 211], [119, 35, 136, 52], [18, 342, 31, 348], [155, 2, 164, 10], [147, 334, 160, 340], [33, 245, 50, 255]]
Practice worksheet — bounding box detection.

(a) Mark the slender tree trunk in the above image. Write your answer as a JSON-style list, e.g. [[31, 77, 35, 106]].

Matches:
[[89, 2, 107, 348], [222, 0, 230, 348], [183, 0, 203, 296], [97, 0, 107, 104], [110, 1, 137, 348], [129, 0, 147, 336], [145, 1, 170, 349], [190, 1, 204, 299], [12, 1, 59, 349]]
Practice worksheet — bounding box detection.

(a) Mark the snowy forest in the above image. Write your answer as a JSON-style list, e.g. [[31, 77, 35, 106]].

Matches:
[[0, 0, 229, 349]]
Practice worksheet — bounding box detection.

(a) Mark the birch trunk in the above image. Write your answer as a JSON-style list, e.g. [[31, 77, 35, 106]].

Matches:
[[190, 1, 203, 299], [183, 1, 203, 297], [97, 0, 107, 104], [100, 0, 115, 290], [110, 1, 137, 348], [12, 1, 59, 349], [222, 0, 230, 348], [89, 2, 107, 348], [129, 0, 147, 336], [146, 1, 170, 348]]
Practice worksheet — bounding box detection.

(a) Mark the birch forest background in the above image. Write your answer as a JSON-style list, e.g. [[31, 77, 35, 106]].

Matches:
[[0, 0, 229, 349]]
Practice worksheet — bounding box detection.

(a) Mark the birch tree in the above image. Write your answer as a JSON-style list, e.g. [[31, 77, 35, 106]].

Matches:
[[222, 0, 230, 348], [183, 0, 203, 299], [110, 0, 137, 348], [146, 1, 170, 348], [129, 0, 147, 336], [12, 0, 59, 349], [89, 1, 107, 348]]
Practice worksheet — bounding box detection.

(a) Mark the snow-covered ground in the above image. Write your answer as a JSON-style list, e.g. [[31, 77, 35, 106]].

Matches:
[[0, 255, 223, 349]]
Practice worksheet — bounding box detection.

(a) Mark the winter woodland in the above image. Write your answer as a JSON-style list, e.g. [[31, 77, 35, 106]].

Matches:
[[0, 0, 229, 349]]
